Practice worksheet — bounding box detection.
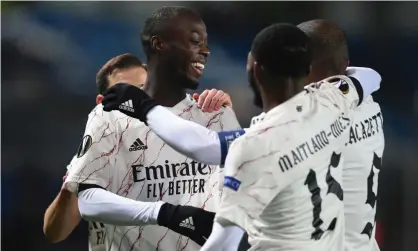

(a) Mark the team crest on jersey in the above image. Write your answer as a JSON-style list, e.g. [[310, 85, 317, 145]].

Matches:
[[328, 77, 350, 94], [77, 135, 92, 158], [338, 79, 350, 94]]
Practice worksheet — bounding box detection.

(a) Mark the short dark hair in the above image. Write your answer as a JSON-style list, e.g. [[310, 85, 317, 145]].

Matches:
[[96, 53, 145, 94], [297, 19, 348, 75], [141, 6, 199, 58], [251, 23, 311, 79]]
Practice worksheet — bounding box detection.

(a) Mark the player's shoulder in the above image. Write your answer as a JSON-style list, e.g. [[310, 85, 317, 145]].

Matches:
[[306, 75, 353, 94], [360, 95, 380, 107], [216, 105, 238, 121], [230, 115, 287, 164], [86, 104, 108, 123], [88, 104, 119, 122], [204, 105, 241, 131], [202, 101, 237, 118], [304, 75, 363, 114], [225, 135, 256, 167], [194, 101, 240, 129], [250, 112, 266, 126], [87, 104, 146, 129], [354, 95, 382, 117]]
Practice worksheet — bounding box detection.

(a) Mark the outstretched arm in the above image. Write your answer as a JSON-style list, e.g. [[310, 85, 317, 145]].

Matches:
[[147, 105, 245, 165], [76, 186, 214, 245], [103, 68, 380, 167], [76, 186, 163, 226], [102, 85, 244, 165]]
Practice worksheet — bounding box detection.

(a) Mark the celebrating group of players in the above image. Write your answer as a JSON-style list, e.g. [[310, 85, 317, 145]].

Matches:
[[43, 6, 384, 251]]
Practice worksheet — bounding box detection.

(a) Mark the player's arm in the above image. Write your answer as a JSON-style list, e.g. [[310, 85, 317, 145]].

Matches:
[[101, 83, 245, 165], [201, 137, 280, 250], [147, 106, 245, 165], [148, 89, 242, 165], [43, 89, 236, 243], [43, 185, 81, 243], [76, 186, 164, 226], [76, 186, 216, 245]]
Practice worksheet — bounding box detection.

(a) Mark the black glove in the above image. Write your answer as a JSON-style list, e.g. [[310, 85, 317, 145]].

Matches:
[[157, 202, 215, 246], [102, 83, 158, 124]]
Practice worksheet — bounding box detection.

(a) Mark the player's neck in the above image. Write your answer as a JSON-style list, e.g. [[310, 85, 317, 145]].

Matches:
[[261, 99, 282, 113], [260, 87, 285, 113], [312, 69, 346, 82], [261, 79, 305, 113], [142, 69, 187, 107]]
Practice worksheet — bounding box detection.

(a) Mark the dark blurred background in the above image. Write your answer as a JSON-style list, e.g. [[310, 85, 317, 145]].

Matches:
[[1, 1, 417, 251]]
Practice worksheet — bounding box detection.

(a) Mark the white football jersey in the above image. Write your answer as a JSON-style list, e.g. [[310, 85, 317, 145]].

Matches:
[[88, 222, 106, 251], [247, 94, 384, 251], [65, 94, 241, 251], [343, 96, 384, 251], [216, 76, 363, 251]]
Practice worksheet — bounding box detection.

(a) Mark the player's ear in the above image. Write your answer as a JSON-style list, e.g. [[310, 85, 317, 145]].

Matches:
[[96, 95, 104, 105], [253, 61, 263, 83], [150, 35, 166, 53]]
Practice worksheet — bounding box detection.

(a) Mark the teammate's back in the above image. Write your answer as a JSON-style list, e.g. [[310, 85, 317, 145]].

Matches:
[[245, 132, 345, 251], [343, 96, 384, 251], [216, 76, 370, 250]]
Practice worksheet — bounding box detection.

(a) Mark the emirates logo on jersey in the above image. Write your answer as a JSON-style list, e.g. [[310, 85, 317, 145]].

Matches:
[[131, 160, 216, 198]]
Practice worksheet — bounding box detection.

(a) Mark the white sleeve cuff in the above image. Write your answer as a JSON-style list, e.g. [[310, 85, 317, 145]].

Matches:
[[78, 188, 163, 226]]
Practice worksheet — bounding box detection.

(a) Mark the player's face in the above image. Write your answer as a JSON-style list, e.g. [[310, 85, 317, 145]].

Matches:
[[96, 66, 147, 104], [246, 52, 263, 108], [162, 13, 209, 90]]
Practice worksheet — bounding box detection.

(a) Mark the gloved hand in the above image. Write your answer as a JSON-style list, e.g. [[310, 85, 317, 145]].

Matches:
[[157, 202, 215, 246], [102, 83, 158, 124]]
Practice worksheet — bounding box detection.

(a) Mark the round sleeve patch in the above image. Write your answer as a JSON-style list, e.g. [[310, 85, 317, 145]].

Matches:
[[329, 77, 349, 94], [338, 79, 350, 94], [77, 135, 93, 158]]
